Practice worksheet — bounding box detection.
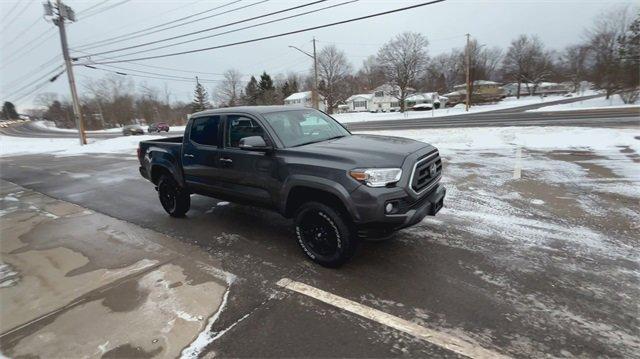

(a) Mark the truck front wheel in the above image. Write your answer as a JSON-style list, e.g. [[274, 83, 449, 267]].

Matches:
[[158, 174, 190, 217], [294, 202, 357, 268]]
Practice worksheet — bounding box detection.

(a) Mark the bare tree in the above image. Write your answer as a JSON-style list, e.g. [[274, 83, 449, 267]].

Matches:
[[316, 45, 352, 113], [559, 45, 590, 92], [460, 40, 503, 97], [422, 50, 463, 93], [356, 55, 386, 92], [214, 69, 244, 107], [377, 32, 429, 112], [585, 6, 635, 99], [502, 35, 553, 98]]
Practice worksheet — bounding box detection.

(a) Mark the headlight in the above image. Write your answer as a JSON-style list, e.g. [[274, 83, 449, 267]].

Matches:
[[349, 168, 402, 187]]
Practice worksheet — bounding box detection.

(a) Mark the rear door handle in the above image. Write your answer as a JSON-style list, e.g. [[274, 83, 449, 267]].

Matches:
[[184, 154, 194, 158], [220, 158, 233, 164]]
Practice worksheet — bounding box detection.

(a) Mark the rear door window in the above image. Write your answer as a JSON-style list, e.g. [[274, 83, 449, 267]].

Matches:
[[189, 116, 220, 146]]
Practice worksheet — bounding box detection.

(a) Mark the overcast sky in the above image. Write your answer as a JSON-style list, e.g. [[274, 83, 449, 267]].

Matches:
[[1, 0, 636, 110]]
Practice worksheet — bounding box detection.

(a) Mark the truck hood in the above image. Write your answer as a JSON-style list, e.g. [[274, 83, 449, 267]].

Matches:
[[288, 134, 433, 167]]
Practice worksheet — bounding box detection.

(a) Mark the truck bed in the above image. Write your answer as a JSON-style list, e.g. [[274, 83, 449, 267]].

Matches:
[[142, 136, 183, 143]]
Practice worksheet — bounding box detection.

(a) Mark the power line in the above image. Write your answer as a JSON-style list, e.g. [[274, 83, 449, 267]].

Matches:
[[2, 55, 62, 92], [75, 49, 308, 78], [9, 67, 66, 103], [2, 16, 43, 47], [74, 0, 245, 50], [71, 0, 205, 47], [80, 0, 356, 60], [1, 30, 56, 69], [76, 0, 322, 57], [74, 51, 228, 76], [81, 0, 447, 65], [1, 0, 36, 32], [1, 1, 22, 21], [81, 64, 241, 84], [81, 0, 131, 19], [77, 0, 110, 15]]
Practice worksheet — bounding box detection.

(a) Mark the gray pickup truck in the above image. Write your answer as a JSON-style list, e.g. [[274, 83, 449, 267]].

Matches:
[[138, 106, 445, 267]]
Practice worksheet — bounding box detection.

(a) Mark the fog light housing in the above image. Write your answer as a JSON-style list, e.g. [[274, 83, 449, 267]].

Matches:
[[385, 202, 395, 214]]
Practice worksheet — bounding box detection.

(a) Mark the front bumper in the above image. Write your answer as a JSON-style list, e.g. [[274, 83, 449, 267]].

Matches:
[[351, 183, 446, 236]]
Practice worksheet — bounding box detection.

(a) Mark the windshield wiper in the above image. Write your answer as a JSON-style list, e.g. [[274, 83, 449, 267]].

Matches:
[[292, 135, 346, 147]]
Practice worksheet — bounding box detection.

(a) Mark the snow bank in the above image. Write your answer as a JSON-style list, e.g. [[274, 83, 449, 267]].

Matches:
[[3, 126, 637, 159], [356, 126, 640, 153], [31, 121, 187, 134], [333, 94, 586, 124], [0, 135, 163, 157], [528, 94, 639, 112]]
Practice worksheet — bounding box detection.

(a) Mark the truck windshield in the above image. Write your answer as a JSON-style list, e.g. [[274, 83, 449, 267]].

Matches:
[[262, 109, 350, 147]]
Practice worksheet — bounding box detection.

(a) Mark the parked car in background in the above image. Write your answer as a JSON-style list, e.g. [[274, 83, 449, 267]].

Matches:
[[148, 122, 170, 133], [412, 103, 433, 111], [123, 124, 144, 136]]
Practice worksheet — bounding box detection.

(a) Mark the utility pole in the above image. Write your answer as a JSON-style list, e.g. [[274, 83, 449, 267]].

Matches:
[[465, 33, 471, 112], [312, 37, 319, 110], [288, 38, 319, 110], [47, 0, 86, 144]]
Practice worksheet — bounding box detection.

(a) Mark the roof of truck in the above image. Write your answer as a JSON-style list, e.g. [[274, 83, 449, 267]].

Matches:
[[191, 106, 311, 117]]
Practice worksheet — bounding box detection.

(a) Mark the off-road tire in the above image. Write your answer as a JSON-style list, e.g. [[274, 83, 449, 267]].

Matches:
[[157, 174, 190, 217], [294, 202, 357, 268]]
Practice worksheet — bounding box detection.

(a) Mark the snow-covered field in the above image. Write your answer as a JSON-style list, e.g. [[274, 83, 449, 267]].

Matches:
[[0, 134, 163, 157], [332, 93, 597, 124], [528, 94, 639, 112], [32, 120, 186, 134], [358, 126, 640, 154], [2, 125, 638, 162]]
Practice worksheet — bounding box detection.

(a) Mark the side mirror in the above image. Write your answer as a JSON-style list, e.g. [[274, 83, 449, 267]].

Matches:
[[239, 136, 272, 151]]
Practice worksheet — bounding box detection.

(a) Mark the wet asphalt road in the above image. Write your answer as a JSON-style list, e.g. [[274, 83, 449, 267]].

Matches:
[[1, 139, 638, 357]]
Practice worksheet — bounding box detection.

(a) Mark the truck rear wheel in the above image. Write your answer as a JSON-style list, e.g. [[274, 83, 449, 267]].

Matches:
[[158, 174, 190, 217], [294, 202, 357, 268]]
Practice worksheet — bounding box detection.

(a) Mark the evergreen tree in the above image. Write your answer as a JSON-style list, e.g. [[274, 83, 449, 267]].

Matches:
[[191, 78, 210, 112], [280, 79, 298, 99], [2, 101, 18, 120], [243, 76, 258, 105], [257, 71, 276, 105]]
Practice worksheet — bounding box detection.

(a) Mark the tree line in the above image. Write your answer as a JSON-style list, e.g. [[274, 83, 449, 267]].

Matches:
[[6, 5, 637, 127]]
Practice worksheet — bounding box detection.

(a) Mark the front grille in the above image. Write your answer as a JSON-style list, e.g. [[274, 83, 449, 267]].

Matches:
[[410, 150, 442, 195]]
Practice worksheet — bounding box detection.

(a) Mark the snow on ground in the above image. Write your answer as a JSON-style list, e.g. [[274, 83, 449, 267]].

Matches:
[[333, 93, 597, 124], [356, 126, 640, 154], [528, 94, 639, 112], [0, 134, 162, 157], [32, 120, 187, 134]]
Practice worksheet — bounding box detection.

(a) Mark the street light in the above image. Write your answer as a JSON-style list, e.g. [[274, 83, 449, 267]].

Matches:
[[288, 39, 319, 110]]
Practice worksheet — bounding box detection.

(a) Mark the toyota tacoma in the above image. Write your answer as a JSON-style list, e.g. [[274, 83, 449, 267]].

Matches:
[[138, 106, 445, 267]]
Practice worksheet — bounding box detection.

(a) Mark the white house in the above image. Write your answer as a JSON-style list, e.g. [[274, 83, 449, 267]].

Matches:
[[283, 91, 326, 111], [345, 93, 374, 112], [345, 84, 403, 112]]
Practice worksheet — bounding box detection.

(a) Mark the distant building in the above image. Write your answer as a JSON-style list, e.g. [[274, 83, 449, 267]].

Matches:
[[445, 80, 504, 105], [345, 93, 374, 112], [345, 84, 405, 112], [503, 82, 572, 97], [283, 91, 326, 111]]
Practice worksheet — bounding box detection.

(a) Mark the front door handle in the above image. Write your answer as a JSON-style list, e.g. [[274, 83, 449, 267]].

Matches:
[[184, 154, 194, 158], [220, 158, 233, 164]]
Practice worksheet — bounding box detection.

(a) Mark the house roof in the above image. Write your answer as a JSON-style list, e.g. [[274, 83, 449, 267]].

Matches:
[[454, 80, 500, 88], [347, 94, 374, 101], [284, 91, 312, 101]]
